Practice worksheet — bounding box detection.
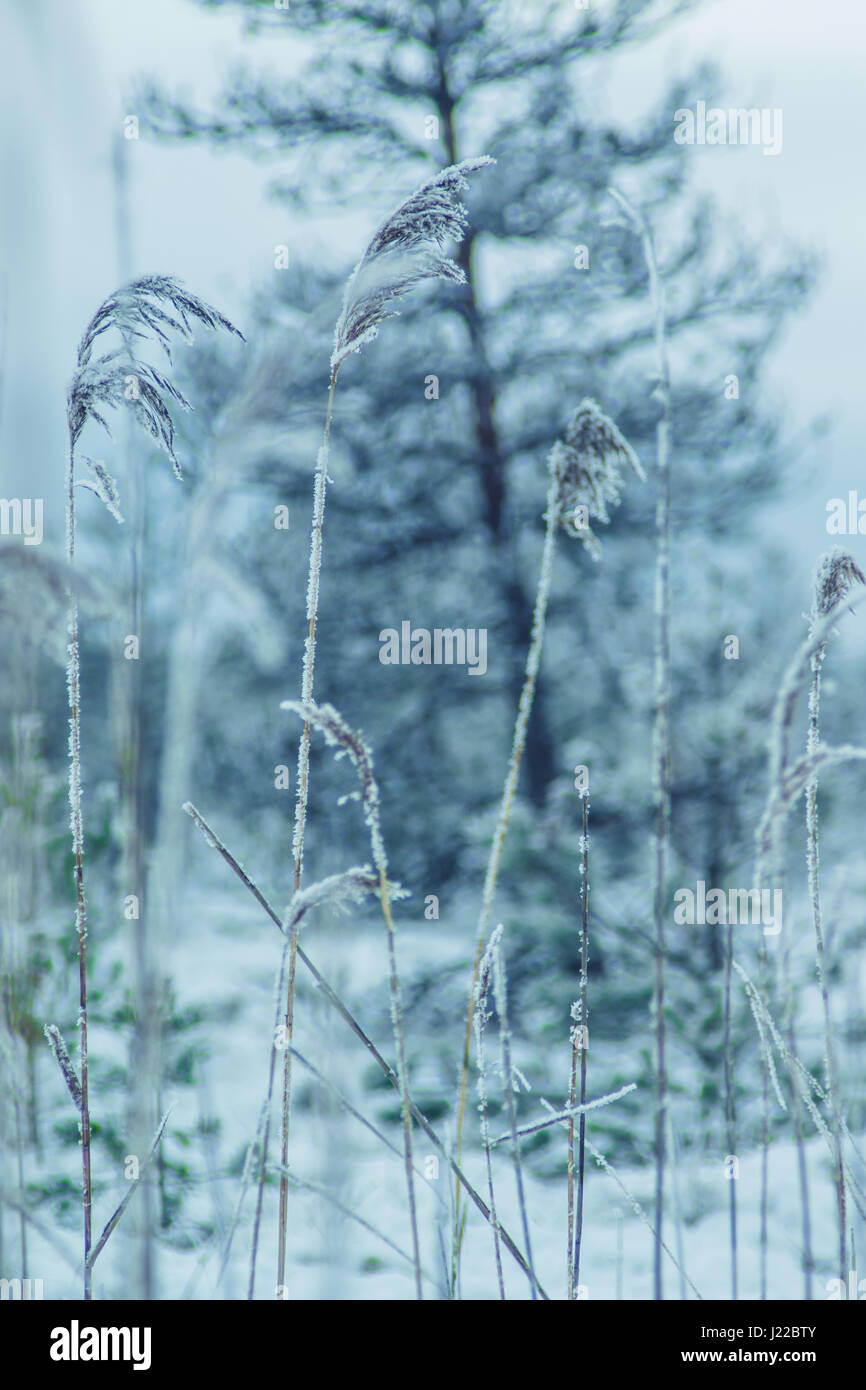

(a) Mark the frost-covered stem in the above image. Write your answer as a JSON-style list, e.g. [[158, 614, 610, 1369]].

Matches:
[[492, 932, 538, 1300], [44, 1024, 83, 1113], [733, 958, 866, 1223], [123, 448, 155, 1302], [111, 144, 154, 1298], [792, 1071, 815, 1299], [220, 1101, 268, 1290], [573, 791, 590, 1295], [378, 867, 425, 1301], [278, 366, 337, 1290], [185, 803, 546, 1294], [250, 927, 293, 1299], [648, 257, 671, 1308], [474, 959, 505, 1299], [378, 866, 424, 1301], [778, 914, 814, 1298], [497, 1083, 637, 1141], [454, 476, 559, 1255], [270, 1164, 422, 1278], [806, 649, 847, 1281], [756, 924, 774, 1301], [667, 1111, 687, 1301], [65, 438, 92, 1300], [586, 1135, 703, 1300], [756, 587, 866, 886], [276, 920, 298, 1296], [612, 187, 672, 1302], [292, 367, 338, 890], [12, 1071, 28, 1279], [759, 988, 769, 1300], [723, 919, 738, 1300], [288, 700, 423, 1298], [86, 1110, 170, 1276]]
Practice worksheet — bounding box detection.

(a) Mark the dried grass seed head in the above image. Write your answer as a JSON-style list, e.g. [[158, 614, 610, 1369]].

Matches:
[[67, 274, 244, 479], [283, 867, 408, 936], [281, 699, 387, 871], [331, 157, 494, 372], [810, 547, 866, 627], [550, 398, 645, 560], [0, 545, 107, 662]]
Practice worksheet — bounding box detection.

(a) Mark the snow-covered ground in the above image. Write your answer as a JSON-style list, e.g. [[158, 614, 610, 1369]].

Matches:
[[17, 860, 857, 1302]]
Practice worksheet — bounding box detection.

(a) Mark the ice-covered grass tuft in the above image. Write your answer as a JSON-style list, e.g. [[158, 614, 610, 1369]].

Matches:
[[282, 698, 423, 1299], [551, 398, 645, 559], [453, 395, 641, 1277], [473, 926, 506, 1298], [331, 158, 494, 371], [63, 275, 242, 1298]]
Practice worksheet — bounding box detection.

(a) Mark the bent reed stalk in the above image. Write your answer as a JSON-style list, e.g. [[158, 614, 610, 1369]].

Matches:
[[806, 550, 864, 1281], [278, 159, 493, 1294], [608, 185, 672, 1301], [453, 397, 643, 1284], [63, 275, 242, 1298]]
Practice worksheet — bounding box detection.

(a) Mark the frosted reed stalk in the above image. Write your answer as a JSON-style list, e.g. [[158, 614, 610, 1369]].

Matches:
[[281, 160, 493, 1289], [609, 185, 672, 1301]]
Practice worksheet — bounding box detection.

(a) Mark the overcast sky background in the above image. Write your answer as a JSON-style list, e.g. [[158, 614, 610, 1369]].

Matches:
[[1, 0, 863, 570]]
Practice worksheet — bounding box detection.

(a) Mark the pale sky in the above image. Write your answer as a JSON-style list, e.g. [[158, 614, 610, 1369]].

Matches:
[[1, 0, 863, 566]]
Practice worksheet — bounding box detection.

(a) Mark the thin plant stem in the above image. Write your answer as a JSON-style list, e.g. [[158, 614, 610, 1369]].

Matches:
[[86, 1110, 170, 1277], [378, 864, 424, 1300], [583, 1130, 702, 1300], [283, 702, 423, 1299], [491, 928, 537, 1300], [566, 1018, 578, 1299], [667, 1110, 687, 1301], [494, 1083, 638, 1143], [0, 1187, 78, 1274], [723, 918, 738, 1300], [289, 1043, 444, 1186], [475, 940, 505, 1298], [63, 274, 241, 1301], [758, 934, 770, 1300], [292, 369, 338, 890], [572, 789, 590, 1295], [252, 869, 385, 1297], [756, 585, 866, 886], [184, 802, 546, 1296], [219, 1102, 268, 1289], [453, 475, 559, 1270], [65, 438, 92, 1300], [111, 133, 155, 1299], [778, 916, 814, 1298], [741, 980, 866, 1294], [43, 1024, 82, 1112], [276, 922, 299, 1295], [807, 648, 847, 1281], [278, 366, 337, 1293], [760, 1066, 769, 1298], [14, 1071, 28, 1279], [610, 186, 672, 1303], [270, 1163, 429, 1286], [734, 958, 866, 1223]]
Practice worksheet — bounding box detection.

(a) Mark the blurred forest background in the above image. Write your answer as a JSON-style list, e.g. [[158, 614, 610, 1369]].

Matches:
[[2, 0, 866, 1301]]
